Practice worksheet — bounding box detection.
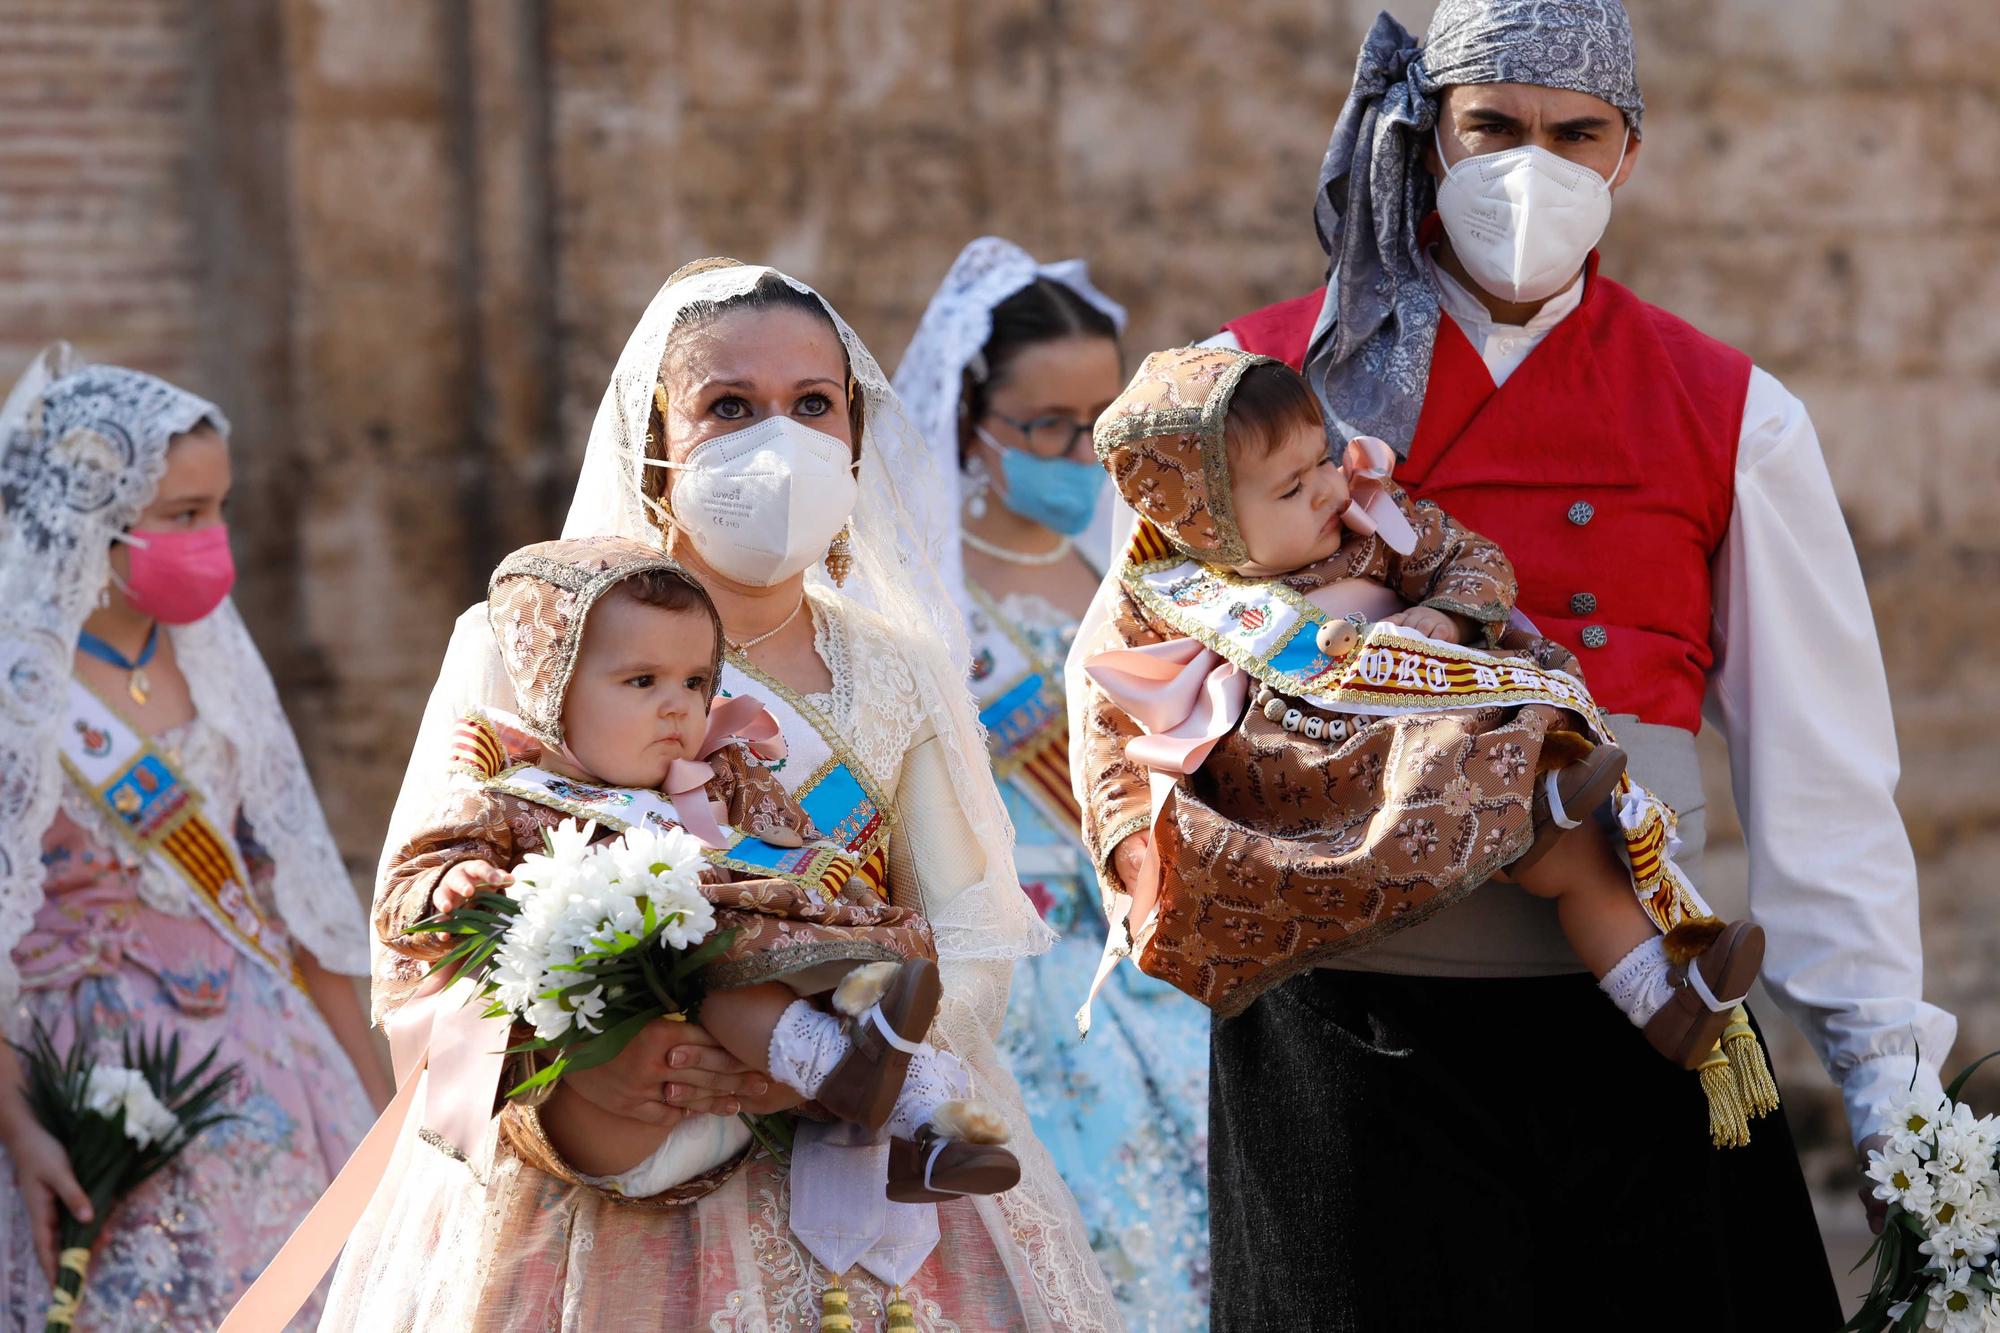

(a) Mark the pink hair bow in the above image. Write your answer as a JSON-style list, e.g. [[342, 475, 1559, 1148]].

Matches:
[[1337, 435, 1418, 556]]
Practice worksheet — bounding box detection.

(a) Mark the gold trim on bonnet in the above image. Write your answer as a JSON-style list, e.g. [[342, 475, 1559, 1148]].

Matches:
[[1092, 347, 1280, 567], [485, 541, 721, 751]]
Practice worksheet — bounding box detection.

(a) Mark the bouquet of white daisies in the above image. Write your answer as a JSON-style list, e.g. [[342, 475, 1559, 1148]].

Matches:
[[1847, 1053, 2000, 1332], [12, 1021, 240, 1332], [414, 818, 736, 1098]]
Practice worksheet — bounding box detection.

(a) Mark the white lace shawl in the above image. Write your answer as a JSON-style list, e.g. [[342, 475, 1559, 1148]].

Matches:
[[0, 345, 369, 1020], [888, 236, 1128, 612]]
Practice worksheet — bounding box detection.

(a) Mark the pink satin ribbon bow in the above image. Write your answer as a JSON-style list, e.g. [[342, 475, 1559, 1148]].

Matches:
[[1082, 638, 1250, 928], [1336, 434, 1418, 556], [663, 693, 789, 849]]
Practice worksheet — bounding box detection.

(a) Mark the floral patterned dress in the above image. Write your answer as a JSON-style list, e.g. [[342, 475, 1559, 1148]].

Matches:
[[0, 716, 372, 1332], [976, 584, 1213, 1329]]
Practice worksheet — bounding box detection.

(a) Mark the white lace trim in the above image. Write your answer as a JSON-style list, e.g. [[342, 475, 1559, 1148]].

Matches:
[[767, 1000, 848, 1098], [786, 587, 928, 805], [1601, 935, 1673, 1027], [885, 1046, 971, 1140]]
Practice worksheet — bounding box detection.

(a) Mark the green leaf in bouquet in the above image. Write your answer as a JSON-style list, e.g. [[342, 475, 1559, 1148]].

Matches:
[[1943, 1049, 2000, 1105], [1849, 1227, 1885, 1276], [1894, 1292, 1929, 1333], [506, 1054, 570, 1098], [668, 927, 739, 983], [740, 1111, 794, 1164]]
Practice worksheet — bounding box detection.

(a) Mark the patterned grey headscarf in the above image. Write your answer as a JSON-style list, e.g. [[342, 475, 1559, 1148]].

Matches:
[[1303, 0, 1643, 455]]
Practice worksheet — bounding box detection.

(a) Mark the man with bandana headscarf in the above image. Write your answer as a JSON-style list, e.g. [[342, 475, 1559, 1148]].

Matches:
[[1066, 2, 1955, 1327]]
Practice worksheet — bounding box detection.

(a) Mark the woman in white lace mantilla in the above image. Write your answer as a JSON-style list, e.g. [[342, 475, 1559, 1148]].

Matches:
[[893, 236, 1212, 1327], [322, 261, 1120, 1331], [0, 347, 381, 1330]]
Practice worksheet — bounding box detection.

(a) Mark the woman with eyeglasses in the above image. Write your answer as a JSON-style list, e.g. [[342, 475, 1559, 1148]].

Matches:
[[895, 237, 1212, 1328]]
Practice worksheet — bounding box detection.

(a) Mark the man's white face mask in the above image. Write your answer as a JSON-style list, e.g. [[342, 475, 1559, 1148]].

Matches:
[[647, 414, 858, 588], [1432, 124, 1630, 305]]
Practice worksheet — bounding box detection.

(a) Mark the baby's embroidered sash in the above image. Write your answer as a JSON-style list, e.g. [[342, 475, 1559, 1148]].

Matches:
[[967, 584, 1081, 834], [59, 680, 303, 990], [1116, 520, 1712, 935], [448, 713, 863, 900]]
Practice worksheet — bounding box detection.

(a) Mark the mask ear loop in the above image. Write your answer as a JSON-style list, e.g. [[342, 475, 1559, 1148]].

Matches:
[[1603, 126, 1632, 187], [105, 528, 151, 597]]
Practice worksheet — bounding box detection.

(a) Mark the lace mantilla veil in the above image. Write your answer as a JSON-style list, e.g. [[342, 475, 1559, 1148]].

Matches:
[[0, 345, 369, 1019], [381, 265, 1117, 1324], [890, 236, 1128, 602]]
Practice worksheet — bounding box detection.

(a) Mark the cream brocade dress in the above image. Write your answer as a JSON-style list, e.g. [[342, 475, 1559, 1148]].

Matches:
[[320, 589, 1117, 1332]]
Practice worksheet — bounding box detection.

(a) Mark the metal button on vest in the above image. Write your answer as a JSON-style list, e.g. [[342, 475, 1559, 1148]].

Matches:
[[1567, 501, 1595, 526], [1570, 591, 1598, 616], [1580, 625, 1609, 649]]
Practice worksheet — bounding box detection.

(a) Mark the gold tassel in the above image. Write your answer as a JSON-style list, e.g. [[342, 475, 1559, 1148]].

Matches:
[[824, 525, 854, 586], [1723, 1006, 1781, 1119], [1537, 728, 1596, 771], [820, 1275, 855, 1333], [886, 1286, 918, 1330], [1662, 916, 1727, 968], [1698, 1042, 1750, 1148]]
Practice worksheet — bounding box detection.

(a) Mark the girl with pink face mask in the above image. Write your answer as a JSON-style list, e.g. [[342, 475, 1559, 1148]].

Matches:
[[0, 346, 384, 1329]]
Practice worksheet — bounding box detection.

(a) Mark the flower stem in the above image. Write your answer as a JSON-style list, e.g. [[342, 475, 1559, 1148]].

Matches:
[[43, 1245, 89, 1332]]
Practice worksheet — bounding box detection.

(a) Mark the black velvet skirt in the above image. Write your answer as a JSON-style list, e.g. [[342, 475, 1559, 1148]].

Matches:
[[1208, 968, 1843, 1333]]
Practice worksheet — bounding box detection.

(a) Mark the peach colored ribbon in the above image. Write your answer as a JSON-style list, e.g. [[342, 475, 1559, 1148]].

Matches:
[[1337, 434, 1418, 556], [1077, 638, 1249, 1026], [218, 972, 507, 1331], [663, 694, 790, 849]]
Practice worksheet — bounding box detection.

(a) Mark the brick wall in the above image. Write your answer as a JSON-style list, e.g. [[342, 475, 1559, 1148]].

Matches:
[[0, 0, 201, 379]]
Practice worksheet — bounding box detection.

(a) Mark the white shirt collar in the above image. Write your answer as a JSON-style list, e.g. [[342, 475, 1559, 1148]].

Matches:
[[1426, 247, 1586, 338]]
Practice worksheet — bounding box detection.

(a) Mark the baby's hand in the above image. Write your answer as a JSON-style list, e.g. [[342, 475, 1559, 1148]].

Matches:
[[1111, 831, 1153, 895], [1379, 606, 1466, 644], [432, 859, 512, 915]]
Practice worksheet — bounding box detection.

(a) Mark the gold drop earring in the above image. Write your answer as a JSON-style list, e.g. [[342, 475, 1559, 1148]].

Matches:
[[824, 525, 853, 586]]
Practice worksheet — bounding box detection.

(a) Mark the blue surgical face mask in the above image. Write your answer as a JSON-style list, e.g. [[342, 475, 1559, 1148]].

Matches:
[[976, 425, 1106, 536]]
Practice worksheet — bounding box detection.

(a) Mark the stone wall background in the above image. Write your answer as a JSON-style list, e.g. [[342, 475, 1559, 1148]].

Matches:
[[5, 0, 1995, 1295]]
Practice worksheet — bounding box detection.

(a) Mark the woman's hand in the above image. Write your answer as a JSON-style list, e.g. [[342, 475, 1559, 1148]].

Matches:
[[1111, 830, 1152, 895], [1, 1111, 93, 1285], [560, 1018, 771, 1124]]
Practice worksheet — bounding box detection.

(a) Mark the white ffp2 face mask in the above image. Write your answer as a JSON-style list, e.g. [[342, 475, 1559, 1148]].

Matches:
[[650, 414, 858, 587], [1433, 126, 1628, 305]]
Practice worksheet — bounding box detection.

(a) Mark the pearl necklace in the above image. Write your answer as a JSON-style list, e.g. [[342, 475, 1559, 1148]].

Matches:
[[962, 529, 1073, 567], [725, 592, 807, 653]]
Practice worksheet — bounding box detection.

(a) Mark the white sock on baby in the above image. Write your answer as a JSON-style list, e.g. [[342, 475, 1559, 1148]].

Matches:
[[767, 999, 848, 1098], [765, 998, 971, 1136], [1599, 936, 1676, 1027], [885, 1046, 971, 1139]]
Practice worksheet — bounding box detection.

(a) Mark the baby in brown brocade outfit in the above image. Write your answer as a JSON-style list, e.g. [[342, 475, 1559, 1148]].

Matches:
[[378, 537, 1018, 1200], [1080, 347, 1763, 1072]]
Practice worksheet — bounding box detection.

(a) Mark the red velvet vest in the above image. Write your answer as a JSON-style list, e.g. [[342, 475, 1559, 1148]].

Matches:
[[1222, 256, 1751, 732]]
